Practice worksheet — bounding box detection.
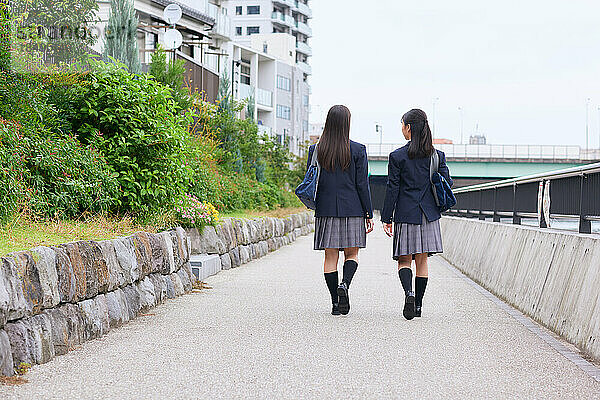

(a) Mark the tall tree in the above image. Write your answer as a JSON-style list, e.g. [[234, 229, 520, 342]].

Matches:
[[104, 0, 141, 73]]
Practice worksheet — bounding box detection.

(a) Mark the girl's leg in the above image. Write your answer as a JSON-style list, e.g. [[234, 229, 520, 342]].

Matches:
[[323, 249, 340, 310], [397, 255, 413, 295], [414, 253, 429, 316], [341, 247, 359, 287]]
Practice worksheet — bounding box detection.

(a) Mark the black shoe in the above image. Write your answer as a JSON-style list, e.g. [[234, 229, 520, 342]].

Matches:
[[332, 303, 341, 315], [403, 291, 415, 320], [415, 305, 422, 317], [337, 282, 350, 315]]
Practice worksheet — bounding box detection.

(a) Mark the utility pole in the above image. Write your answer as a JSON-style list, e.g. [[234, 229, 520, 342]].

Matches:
[[376, 123, 383, 156]]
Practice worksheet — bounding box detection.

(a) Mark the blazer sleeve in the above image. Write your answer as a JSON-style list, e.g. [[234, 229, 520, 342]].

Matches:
[[381, 152, 401, 223], [306, 145, 315, 172], [438, 150, 453, 187], [355, 145, 373, 219]]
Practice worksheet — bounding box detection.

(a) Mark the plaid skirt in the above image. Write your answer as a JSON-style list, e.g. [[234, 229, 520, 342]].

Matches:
[[393, 213, 443, 260], [314, 217, 367, 250]]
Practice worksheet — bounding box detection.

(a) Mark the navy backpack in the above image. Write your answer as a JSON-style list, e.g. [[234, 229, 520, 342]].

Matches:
[[429, 149, 456, 212], [295, 144, 321, 210]]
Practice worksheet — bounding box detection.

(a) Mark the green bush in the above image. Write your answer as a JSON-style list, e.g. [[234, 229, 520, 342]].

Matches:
[[0, 119, 27, 221], [66, 59, 191, 216]]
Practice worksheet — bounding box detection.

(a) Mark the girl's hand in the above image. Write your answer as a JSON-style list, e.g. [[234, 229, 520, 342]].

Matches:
[[366, 219, 374, 234], [383, 223, 393, 237]]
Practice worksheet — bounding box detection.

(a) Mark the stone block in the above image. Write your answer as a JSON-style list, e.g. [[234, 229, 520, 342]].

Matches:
[[267, 238, 276, 252], [220, 253, 232, 271], [122, 284, 141, 320], [177, 269, 192, 293], [97, 241, 126, 292], [52, 303, 85, 354], [170, 273, 184, 296], [78, 295, 109, 342], [163, 275, 176, 299], [0, 329, 14, 376], [131, 232, 153, 279], [239, 246, 250, 265], [158, 232, 176, 274], [111, 237, 139, 285], [257, 241, 269, 258], [229, 247, 241, 268], [188, 226, 227, 255], [104, 289, 129, 329], [249, 244, 258, 260], [58, 241, 105, 301], [216, 219, 237, 251], [0, 256, 29, 324], [249, 220, 261, 243], [136, 277, 156, 312], [29, 247, 60, 310], [292, 214, 302, 229], [148, 233, 167, 274], [5, 251, 44, 316], [148, 274, 167, 305], [181, 262, 196, 286], [5, 313, 54, 367]]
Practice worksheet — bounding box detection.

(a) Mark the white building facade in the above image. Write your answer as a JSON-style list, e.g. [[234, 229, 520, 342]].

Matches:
[[223, 0, 312, 156]]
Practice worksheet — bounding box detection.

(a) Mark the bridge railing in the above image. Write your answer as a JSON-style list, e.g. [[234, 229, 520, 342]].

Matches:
[[446, 162, 600, 233], [365, 143, 599, 161]]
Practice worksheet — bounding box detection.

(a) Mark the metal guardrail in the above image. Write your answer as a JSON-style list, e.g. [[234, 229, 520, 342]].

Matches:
[[365, 143, 600, 161], [446, 162, 600, 233]]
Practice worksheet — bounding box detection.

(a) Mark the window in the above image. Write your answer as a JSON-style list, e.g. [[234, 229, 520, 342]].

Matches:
[[247, 5, 260, 15], [236, 6, 242, 15], [303, 120, 309, 133], [303, 94, 309, 107], [247, 26, 260, 35], [240, 65, 251, 85], [235, 26, 242, 36], [277, 75, 291, 91], [277, 105, 291, 120]]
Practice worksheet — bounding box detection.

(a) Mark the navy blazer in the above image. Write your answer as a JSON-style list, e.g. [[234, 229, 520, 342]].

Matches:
[[381, 143, 453, 224], [307, 140, 373, 219]]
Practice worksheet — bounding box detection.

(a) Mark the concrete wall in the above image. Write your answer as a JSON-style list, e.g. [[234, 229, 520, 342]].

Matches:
[[440, 216, 600, 360]]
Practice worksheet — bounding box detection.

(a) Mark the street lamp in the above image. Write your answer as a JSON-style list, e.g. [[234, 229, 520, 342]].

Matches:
[[231, 59, 241, 99], [375, 123, 383, 156], [458, 106, 464, 145], [586, 98, 591, 153]]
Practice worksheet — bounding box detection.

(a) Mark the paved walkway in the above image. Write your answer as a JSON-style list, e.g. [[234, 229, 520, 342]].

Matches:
[[2, 227, 600, 399]]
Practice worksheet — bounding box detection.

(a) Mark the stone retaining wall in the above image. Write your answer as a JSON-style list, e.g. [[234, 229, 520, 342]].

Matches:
[[440, 216, 600, 361], [0, 228, 193, 376], [187, 212, 315, 272]]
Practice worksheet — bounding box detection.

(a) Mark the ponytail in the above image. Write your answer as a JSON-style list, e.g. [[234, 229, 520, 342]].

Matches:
[[404, 109, 433, 159]]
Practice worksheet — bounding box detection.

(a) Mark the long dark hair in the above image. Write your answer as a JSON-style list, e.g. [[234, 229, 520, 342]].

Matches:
[[318, 105, 351, 171], [403, 109, 433, 160]]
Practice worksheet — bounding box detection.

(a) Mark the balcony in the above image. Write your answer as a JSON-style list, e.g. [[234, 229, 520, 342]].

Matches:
[[296, 41, 312, 56], [257, 88, 273, 108], [293, 20, 312, 37], [207, 4, 231, 40], [258, 124, 273, 136], [297, 61, 312, 75], [294, 1, 312, 18], [272, 11, 295, 28], [239, 83, 252, 100], [273, 0, 295, 8]]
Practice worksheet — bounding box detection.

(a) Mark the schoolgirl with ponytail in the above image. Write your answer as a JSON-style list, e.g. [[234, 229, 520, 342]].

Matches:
[[380, 109, 453, 320]]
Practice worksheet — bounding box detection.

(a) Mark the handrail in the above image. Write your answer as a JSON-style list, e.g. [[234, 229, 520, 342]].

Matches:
[[454, 162, 600, 193]]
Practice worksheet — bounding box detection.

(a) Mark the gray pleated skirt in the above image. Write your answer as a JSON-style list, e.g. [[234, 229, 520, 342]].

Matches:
[[393, 213, 443, 260], [314, 217, 367, 250]]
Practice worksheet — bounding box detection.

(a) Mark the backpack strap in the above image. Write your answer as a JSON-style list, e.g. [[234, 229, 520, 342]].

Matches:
[[429, 148, 439, 183], [311, 143, 319, 167]]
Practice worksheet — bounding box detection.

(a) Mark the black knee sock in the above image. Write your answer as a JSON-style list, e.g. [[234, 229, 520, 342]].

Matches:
[[398, 268, 413, 295], [324, 272, 339, 304], [415, 277, 428, 307], [342, 260, 358, 287]]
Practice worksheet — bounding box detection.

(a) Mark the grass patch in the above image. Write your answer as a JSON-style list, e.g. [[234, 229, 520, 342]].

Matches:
[[220, 207, 308, 220], [0, 214, 163, 256]]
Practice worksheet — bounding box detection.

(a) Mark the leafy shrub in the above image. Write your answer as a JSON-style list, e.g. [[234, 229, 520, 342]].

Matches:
[[0, 119, 27, 221], [175, 194, 219, 228], [67, 59, 191, 216]]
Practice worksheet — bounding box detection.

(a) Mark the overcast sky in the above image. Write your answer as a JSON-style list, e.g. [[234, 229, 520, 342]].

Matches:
[[309, 0, 600, 148]]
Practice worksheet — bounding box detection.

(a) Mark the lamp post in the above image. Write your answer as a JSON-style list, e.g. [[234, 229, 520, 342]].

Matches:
[[231, 59, 241, 100], [586, 98, 591, 153], [458, 106, 464, 144], [376, 123, 383, 156]]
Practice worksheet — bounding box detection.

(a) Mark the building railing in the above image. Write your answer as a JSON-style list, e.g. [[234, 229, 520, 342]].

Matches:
[[365, 143, 600, 161], [207, 3, 231, 39], [273, 0, 295, 8], [272, 11, 295, 27], [294, 20, 312, 36], [297, 61, 312, 75], [294, 1, 313, 18], [258, 125, 273, 136], [256, 88, 273, 107], [446, 163, 600, 233], [296, 41, 312, 56]]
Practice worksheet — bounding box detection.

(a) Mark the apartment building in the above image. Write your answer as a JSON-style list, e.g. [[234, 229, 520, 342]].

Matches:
[[94, 0, 232, 101], [224, 0, 312, 155]]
